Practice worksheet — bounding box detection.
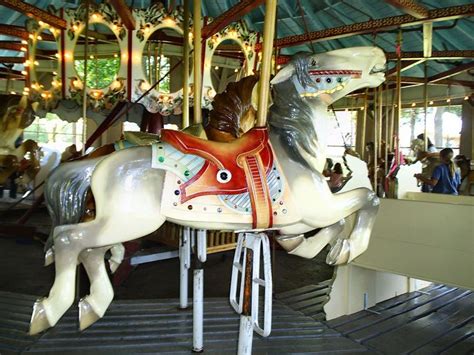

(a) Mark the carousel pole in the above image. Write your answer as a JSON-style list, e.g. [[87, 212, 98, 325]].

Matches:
[[191, 3, 204, 352], [192, 0, 202, 125], [81, 0, 90, 154], [256, 0, 277, 127], [361, 89, 368, 160], [373, 87, 378, 193], [237, 1, 277, 354], [182, 0, 190, 128], [423, 61, 428, 150], [384, 84, 389, 176], [167, 15, 192, 310], [395, 30, 402, 159]]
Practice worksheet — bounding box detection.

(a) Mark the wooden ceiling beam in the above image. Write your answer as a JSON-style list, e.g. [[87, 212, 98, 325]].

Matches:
[[202, 0, 265, 39], [386, 59, 424, 76], [108, 0, 136, 30], [384, 0, 429, 19], [0, 0, 66, 29], [429, 62, 474, 82], [273, 4, 474, 48], [0, 56, 24, 64], [0, 41, 25, 52], [0, 24, 55, 41], [386, 76, 474, 88]]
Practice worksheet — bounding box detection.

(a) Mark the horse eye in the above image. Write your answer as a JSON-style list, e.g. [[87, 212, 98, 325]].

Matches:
[[311, 59, 316, 66], [326, 78, 332, 83]]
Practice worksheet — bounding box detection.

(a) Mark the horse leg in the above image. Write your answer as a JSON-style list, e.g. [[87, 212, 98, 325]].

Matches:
[[29, 225, 82, 335], [325, 188, 379, 265], [276, 220, 345, 259], [108, 243, 125, 273], [78, 246, 113, 330]]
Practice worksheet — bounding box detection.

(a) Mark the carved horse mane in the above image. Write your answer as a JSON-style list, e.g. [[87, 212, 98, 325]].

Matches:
[[205, 75, 259, 142]]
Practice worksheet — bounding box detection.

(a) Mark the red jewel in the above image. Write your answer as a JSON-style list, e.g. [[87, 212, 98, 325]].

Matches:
[[315, 77, 321, 83]]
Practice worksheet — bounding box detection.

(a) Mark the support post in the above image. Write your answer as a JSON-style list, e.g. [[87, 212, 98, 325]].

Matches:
[[192, 229, 206, 353], [182, 0, 190, 128], [423, 61, 428, 150], [192, 0, 202, 124], [81, 1, 90, 154], [179, 227, 191, 309]]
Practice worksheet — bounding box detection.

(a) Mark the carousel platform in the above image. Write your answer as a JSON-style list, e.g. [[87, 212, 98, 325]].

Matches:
[[0, 284, 472, 354]]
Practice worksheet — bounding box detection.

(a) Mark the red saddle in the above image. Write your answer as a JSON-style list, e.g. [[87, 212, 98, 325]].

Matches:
[[161, 127, 274, 228]]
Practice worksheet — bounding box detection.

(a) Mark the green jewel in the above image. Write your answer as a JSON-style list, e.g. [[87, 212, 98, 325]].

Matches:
[[184, 170, 190, 177], [158, 156, 164, 163]]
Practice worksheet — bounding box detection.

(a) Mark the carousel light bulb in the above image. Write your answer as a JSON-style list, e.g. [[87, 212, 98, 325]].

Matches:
[[276, 64, 281, 70], [411, 102, 416, 107], [92, 13, 100, 20], [34, 60, 39, 66], [37, 35, 43, 41], [114, 53, 118, 58], [10, 91, 16, 95], [65, 52, 71, 59], [464, 96, 469, 101], [214, 66, 218, 70], [52, 71, 58, 76], [234, 68, 238, 73], [360, 106, 364, 110], [55, 53, 59, 58], [90, 55, 94, 59], [21, 40, 27, 45], [24, 60, 30, 67], [20, 46, 27, 52], [21, 70, 27, 75], [29, 34, 34, 39], [446, 98, 451, 103], [429, 100, 434, 105], [24, 87, 30, 92], [41, 93, 47, 98], [72, 25, 78, 31]]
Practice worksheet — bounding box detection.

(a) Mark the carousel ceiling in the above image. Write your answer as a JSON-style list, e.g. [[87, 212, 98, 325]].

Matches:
[[0, 0, 472, 89]]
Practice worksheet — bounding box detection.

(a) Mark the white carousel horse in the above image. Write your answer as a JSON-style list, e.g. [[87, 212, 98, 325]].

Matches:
[[30, 46, 386, 335]]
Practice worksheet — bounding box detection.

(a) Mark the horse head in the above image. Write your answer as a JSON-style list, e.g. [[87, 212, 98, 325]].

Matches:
[[271, 46, 386, 105], [269, 47, 386, 172]]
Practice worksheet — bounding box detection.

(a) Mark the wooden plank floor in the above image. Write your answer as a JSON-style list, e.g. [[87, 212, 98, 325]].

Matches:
[[0, 284, 472, 354], [327, 284, 474, 354]]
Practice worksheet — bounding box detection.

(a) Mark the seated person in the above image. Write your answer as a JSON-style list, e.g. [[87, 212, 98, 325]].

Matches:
[[415, 148, 461, 195]]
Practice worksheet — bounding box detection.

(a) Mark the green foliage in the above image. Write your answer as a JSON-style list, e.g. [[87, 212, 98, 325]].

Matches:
[[75, 57, 120, 89]]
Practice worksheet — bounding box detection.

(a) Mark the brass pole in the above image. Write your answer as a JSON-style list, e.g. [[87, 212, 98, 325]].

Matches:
[[423, 61, 428, 150], [256, 0, 278, 127], [373, 87, 378, 192], [361, 89, 368, 159], [147, 42, 152, 83], [384, 84, 389, 175], [389, 85, 395, 150], [182, 0, 190, 128], [395, 30, 402, 154], [192, 0, 202, 124], [81, 1, 89, 153]]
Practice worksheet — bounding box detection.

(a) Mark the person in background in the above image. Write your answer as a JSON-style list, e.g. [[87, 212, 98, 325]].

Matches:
[[328, 162, 345, 192], [323, 158, 333, 177], [415, 148, 461, 195]]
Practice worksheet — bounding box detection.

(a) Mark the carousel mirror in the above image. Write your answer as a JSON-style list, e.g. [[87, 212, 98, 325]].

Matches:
[[142, 27, 191, 94], [33, 28, 60, 90], [73, 23, 120, 89], [211, 39, 246, 94]]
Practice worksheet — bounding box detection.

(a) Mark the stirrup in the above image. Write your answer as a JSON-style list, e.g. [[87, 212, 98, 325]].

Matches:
[[230, 232, 272, 337]]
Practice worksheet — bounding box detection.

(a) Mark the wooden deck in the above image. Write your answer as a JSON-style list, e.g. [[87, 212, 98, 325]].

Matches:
[[0, 284, 472, 354]]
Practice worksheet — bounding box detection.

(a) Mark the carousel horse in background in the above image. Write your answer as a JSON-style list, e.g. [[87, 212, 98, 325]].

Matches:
[[30, 46, 386, 335], [0, 95, 41, 197], [408, 138, 440, 192]]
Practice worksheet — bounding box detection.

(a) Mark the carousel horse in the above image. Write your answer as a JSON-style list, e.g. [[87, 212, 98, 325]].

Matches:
[[30, 46, 386, 335], [408, 138, 440, 192], [0, 95, 41, 195]]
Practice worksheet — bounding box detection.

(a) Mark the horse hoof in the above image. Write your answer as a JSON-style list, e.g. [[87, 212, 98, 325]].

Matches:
[[108, 259, 120, 274], [78, 298, 100, 331], [44, 248, 55, 266], [29, 299, 51, 335], [326, 239, 351, 265]]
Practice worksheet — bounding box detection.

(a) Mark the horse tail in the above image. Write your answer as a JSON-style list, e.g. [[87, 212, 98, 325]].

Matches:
[[205, 75, 259, 142], [43, 157, 103, 257]]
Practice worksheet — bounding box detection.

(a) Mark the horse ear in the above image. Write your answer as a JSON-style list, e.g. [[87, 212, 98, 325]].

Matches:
[[271, 64, 294, 85]]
